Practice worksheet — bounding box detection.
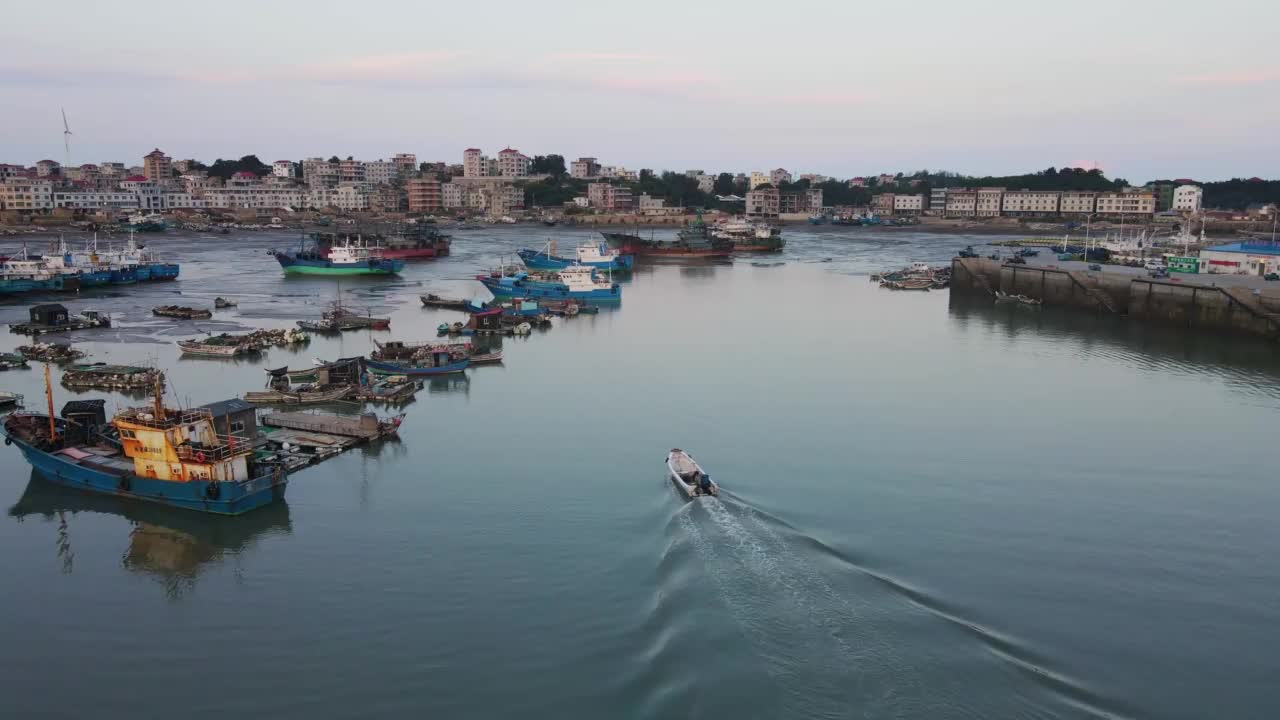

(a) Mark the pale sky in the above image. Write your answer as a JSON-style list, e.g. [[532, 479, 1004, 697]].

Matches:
[[2, 0, 1276, 182]]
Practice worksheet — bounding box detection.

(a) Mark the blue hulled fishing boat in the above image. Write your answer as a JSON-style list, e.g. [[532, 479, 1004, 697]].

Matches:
[[477, 266, 621, 303], [518, 240, 633, 272], [365, 347, 470, 376]]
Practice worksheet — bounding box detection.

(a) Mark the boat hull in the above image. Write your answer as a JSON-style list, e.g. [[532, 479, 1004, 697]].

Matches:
[[365, 358, 470, 376], [478, 276, 622, 303], [0, 275, 82, 295], [275, 254, 405, 276], [517, 249, 634, 271], [6, 435, 286, 515]]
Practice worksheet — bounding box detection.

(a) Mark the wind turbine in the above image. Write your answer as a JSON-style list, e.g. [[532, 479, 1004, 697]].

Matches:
[[61, 108, 72, 170]]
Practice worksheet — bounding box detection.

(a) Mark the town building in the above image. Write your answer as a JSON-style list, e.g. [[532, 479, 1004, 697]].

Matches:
[[302, 158, 339, 188], [876, 174, 896, 187], [142, 149, 172, 180], [871, 194, 896, 216], [798, 173, 830, 185], [975, 188, 1005, 217], [1095, 191, 1156, 217], [393, 153, 418, 176], [272, 160, 296, 178], [770, 168, 791, 186], [365, 160, 396, 186], [1059, 191, 1097, 216], [587, 182, 634, 211], [1198, 241, 1280, 276], [497, 148, 531, 178], [848, 177, 867, 187], [463, 148, 487, 178], [0, 164, 25, 179], [441, 182, 465, 208], [893, 194, 925, 215], [406, 178, 442, 213], [638, 194, 681, 215], [464, 184, 524, 216], [749, 171, 771, 190], [99, 162, 126, 178], [51, 190, 140, 210], [1001, 191, 1060, 216], [1146, 182, 1176, 212], [338, 158, 366, 184], [746, 187, 780, 219], [780, 189, 823, 214], [35, 160, 61, 177], [928, 188, 948, 215], [945, 190, 977, 217], [570, 157, 601, 180], [0, 178, 55, 211], [1172, 185, 1203, 213]]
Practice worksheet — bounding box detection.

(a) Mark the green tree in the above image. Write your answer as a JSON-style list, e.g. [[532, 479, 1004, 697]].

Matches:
[[531, 154, 566, 176], [713, 172, 735, 195]]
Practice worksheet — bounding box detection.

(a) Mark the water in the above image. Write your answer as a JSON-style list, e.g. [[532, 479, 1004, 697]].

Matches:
[[1, 227, 1278, 719]]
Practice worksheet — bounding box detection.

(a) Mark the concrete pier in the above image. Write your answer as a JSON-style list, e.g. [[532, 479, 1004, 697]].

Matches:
[[951, 257, 1280, 340]]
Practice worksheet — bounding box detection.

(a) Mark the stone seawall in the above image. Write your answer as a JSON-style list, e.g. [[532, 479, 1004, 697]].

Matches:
[[951, 258, 1280, 340]]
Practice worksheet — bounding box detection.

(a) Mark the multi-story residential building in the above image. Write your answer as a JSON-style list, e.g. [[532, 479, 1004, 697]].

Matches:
[[464, 184, 524, 216], [441, 182, 465, 209], [848, 177, 867, 187], [587, 182, 633, 211], [1095, 191, 1156, 217], [365, 160, 396, 185], [1146, 182, 1176, 212], [975, 188, 1005, 217], [1059, 191, 1097, 216], [0, 178, 54, 211], [35, 160, 61, 177], [1001, 190, 1060, 216], [748, 171, 771, 190], [570, 157, 600, 179], [497, 148, 531, 178], [99, 162, 126, 178], [161, 192, 208, 210], [180, 174, 219, 194], [893, 194, 925, 215], [121, 176, 167, 211], [871, 194, 896, 216], [770, 168, 791, 186], [272, 160, 296, 178], [406, 178, 442, 213], [1173, 185, 1203, 212], [778, 188, 823, 214], [311, 185, 369, 212], [393, 153, 417, 176], [929, 188, 948, 215], [798, 173, 829, 185], [0, 164, 25, 179], [302, 158, 339, 188], [463, 148, 487, 178], [945, 190, 977, 217], [746, 187, 780, 219], [876, 173, 896, 187], [142, 149, 172, 179], [638, 193, 675, 214], [370, 184, 404, 213], [338, 158, 366, 184], [52, 190, 139, 210]]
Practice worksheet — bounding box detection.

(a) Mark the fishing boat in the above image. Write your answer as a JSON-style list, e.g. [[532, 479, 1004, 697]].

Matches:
[[0, 353, 29, 370], [477, 265, 622, 303], [712, 219, 786, 252], [177, 335, 257, 358], [518, 240, 634, 271], [62, 364, 165, 392], [420, 293, 473, 311], [123, 212, 168, 232], [600, 216, 733, 258], [244, 385, 355, 405], [153, 305, 213, 320], [666, 448, 718, 498], [0, 391, 23, 409], [994, 290, 1043, 307], [2, 371, 288, 515], [365, 349, 470, 377], [273, 236, 404, 276], [214, 297, 238, 309], [0, 258, 82, 295]]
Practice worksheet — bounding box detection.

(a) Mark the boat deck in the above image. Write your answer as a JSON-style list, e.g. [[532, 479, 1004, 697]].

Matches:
[[261, 411, 387, 439]]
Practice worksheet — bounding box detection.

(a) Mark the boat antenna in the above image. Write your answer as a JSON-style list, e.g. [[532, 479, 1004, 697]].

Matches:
[[152, 366, 164, 419], [44, 363, 57, 442]]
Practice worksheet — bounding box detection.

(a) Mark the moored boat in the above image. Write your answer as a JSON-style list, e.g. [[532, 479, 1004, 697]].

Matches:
[[153, 305, 213, 320], [273, 237, 404, 276], [365, 351, 470, 377], [518, 240, 634, 271], [244, 385, 355, 405], [420, 293, 473, 311], [477, 265, 622, 303], [713, 218, 786, 252], [177, 335, 257, 358], [666, 448, 718, 498]]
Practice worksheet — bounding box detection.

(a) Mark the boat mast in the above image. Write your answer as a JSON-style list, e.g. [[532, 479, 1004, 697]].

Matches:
[[44, 363, 57, 441], [152, 367, 164, 419]]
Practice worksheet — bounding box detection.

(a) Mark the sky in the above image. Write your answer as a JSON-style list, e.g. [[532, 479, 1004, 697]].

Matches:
[[1, 0, 1276, 183]]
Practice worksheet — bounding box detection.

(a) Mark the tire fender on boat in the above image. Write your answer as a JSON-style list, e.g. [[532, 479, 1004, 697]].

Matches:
[[205, 481, 221, 500]]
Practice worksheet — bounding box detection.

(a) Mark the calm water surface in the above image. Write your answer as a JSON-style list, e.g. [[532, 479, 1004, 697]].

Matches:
[[0, 227, 1277, 719]]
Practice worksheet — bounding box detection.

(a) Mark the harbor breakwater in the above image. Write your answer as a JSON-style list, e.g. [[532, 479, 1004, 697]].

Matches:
[[951, 257, 1280, 340]]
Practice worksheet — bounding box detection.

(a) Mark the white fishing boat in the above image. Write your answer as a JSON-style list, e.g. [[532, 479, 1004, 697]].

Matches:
[[666, 448, 718, 498]]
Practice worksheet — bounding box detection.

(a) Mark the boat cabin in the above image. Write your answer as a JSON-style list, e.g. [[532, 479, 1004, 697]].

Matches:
[[198, 398, 259, 438], [113, 406, 256, 484], [60, 399, 107, 445], [30, 304, 69, 327], [313, 357, 365, 386], [467, 308, 503, 334]]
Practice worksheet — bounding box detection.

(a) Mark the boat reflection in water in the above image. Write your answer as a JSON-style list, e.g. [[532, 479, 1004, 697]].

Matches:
[[7, 472, 292, 599], [426, 374, 470, 396]]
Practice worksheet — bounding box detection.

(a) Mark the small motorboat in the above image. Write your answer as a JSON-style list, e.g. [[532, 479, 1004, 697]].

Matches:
[[214, 297, 238, 309], [666, 448, 718, 498]]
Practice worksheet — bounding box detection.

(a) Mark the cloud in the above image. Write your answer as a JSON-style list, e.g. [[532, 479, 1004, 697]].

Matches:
[[1174, 70, 1280, 87], [545, 51, 662, 62]]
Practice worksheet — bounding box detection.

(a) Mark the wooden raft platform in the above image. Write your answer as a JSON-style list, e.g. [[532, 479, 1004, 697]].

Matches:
[[260, 411, 386, 439]]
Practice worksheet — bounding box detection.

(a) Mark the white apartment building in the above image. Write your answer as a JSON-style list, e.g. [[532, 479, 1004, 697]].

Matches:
[[52, 190, 139, 210], [272, 160, 296, 178], [162, 192, 207, 209], [975, 188, 1005, 217], [441, 182, 465, 208], [570, 157, 600, 179], [893, 194, 925, 214], [463, 148, 487, 178], [1095, 191, 1156, 216], [364, 160, 396, 185], [770, 168, 791, 186], [945, 190, 977, 217], [0, 179, 54, 210], [1059, 191, 1097, 215], [749, 171, 771, 190], [302, 158, 339, 188], [1173, 185, 1203, 212], [497, 148, 530, 178], [1002, 191, 1060, 216], [746, 187, 781, 219]]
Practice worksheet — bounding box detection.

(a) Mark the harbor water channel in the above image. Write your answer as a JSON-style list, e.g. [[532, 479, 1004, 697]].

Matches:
[[0, 226, 1277, 719]]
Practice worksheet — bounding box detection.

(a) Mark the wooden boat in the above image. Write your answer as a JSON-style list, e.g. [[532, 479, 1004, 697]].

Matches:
[[244, 385, 355, 405], [666, 449, 718, 498], [881, 278, 933, 290], [420, 294, 472, 311], [61, 364, 164, 391], [468, 350, 503, 364], [177, 336, 256, 357], [0, 391, 24, 410], [994, 290, 1043, 306], [365, 348, 470, 376], [153, 305, 213, 320]]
